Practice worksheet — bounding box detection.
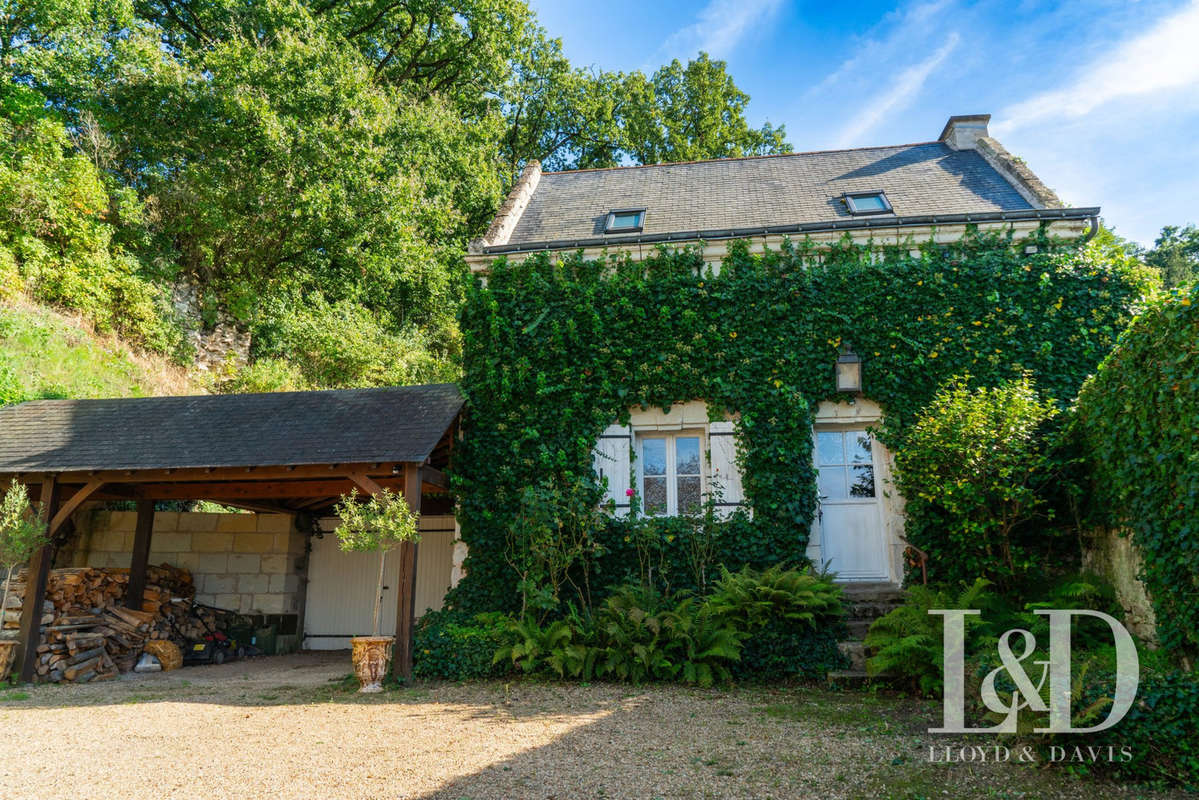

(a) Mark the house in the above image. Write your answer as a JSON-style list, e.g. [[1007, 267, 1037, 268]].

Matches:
[[464, 114, 1100, 587]]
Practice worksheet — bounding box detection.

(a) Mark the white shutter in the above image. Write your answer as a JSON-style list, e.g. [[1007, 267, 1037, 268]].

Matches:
[[593, 423, 632, 517], [708, 420, 744, 515]]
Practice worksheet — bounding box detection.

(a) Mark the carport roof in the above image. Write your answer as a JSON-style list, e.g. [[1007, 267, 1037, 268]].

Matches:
[[0, 383, 463, 472]]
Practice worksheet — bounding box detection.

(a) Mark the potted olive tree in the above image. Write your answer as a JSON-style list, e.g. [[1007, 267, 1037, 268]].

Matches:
[[0, 481, 46, 681], [333, 488, 419, 692]]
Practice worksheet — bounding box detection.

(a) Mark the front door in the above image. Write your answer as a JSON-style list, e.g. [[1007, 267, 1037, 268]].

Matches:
[[813, 428, 889, 581]]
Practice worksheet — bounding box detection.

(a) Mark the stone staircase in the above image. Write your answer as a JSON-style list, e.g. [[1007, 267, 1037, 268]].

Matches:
[[828, 582, 904, 687]]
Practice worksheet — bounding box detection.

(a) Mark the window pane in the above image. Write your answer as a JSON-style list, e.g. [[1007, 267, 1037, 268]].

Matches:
[[816, 431, 844, 466], [676, 436, 701, 475], [678, 476, 702, 515], [642, 438, 666, 476], [817, 467, 847, 500], [850, 431, 873, 464], [850, 194, 886, 212], [643, 476, 667, 515], [850, 465, 876, 498], [610, 211, 641, 229]]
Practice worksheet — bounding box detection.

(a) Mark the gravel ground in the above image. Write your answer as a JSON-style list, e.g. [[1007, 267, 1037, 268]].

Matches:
[[0, 653, 1186, 800]]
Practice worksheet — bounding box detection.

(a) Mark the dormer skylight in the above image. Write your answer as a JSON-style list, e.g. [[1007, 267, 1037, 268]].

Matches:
[[844, 191, 892, 216], [605, 208, 645, 233]]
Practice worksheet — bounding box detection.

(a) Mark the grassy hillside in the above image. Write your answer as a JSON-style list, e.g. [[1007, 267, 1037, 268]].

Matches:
[[0, 300, 198, 405]]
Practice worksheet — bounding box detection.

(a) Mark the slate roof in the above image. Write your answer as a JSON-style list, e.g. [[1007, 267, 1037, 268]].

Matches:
[[0, 384, 462, 473], [497, 142, 1044, 252]]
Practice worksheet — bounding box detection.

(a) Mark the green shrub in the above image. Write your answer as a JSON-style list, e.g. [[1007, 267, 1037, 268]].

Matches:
[[1048, 666, 1199, 790], [493, 612, 594, 678], [733, 617, 846, 681], [413, 610, 514, 681], [884, 375, 1061, 589], [1075, 283, 1199, 657], [865, 578, 998, 696], [706, 564, 847, 680], [706, 564, 843, 630], [590, 586, 740, 686]]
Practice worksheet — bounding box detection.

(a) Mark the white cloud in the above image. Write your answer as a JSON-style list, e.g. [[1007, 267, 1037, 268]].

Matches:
[[659, 0, 784, 61], [813, 0, 954, 94], [996, 0, 1199, 134], [833, 33, 960, 147]]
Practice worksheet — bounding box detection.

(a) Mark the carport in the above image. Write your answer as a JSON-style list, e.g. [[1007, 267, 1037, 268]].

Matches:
[[0, 383, 462, 683]]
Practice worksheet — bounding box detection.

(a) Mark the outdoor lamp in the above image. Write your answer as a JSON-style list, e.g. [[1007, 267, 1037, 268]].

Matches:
[[836, 343, 862, 393]]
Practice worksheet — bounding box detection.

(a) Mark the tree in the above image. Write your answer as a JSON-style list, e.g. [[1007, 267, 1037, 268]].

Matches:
[[621, 53, 789, 165], [333, 488, 420, 638], [0, 481, 46, 628], [1145, 224, 1199, 289]]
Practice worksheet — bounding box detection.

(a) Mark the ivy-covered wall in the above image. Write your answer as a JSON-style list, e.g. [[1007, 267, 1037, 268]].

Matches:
[[1075, 283, 1199, 656], [449, 231, 1152, 613]]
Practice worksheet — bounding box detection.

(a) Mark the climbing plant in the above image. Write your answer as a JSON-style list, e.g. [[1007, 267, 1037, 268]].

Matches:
[[1074, 282, 1199, 657], [449, 229, 1154, 614]]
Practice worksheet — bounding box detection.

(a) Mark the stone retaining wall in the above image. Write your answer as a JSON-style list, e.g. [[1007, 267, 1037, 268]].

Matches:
[[70, 510, 307, 615]]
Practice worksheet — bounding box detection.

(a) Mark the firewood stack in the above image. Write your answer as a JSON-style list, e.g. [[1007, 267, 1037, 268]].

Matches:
[[3, 563, 202, 683]]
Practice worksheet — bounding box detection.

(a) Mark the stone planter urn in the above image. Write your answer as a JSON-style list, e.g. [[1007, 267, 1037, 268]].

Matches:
[[350, 636, 394, 693], [0, 640, 18, 683]]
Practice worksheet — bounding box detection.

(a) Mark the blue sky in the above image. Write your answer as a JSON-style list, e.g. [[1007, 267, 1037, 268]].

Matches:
[[530, 0, 1199, 246]]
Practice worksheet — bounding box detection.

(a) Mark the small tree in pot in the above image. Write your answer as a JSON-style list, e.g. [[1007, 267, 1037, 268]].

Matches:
[[0, 481, 46, 681], [333, 488, 419, 692]]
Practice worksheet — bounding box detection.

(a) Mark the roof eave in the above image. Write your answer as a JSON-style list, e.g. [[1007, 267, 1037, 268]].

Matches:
[[480, 207, 1101, 256]]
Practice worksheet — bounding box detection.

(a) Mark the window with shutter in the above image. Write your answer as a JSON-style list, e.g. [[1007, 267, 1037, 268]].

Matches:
[[592, 423, 632, 516]]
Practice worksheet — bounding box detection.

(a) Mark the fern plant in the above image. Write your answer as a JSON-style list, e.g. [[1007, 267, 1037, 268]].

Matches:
[[706, 564, 844, 632], [493, 616, 578, 675], [864, 577, 997, 696]]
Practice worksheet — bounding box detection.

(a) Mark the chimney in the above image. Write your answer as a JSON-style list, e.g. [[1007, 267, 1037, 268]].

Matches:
[[938, 114, 991, 150]]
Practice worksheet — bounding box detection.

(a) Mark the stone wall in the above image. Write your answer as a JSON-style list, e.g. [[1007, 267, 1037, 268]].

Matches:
[[1082, 526, 1158, 643], [71, 511, 307, 616]]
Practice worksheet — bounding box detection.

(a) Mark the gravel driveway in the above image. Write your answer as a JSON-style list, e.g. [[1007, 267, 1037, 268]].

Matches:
[[0, 653, 1185, 799]]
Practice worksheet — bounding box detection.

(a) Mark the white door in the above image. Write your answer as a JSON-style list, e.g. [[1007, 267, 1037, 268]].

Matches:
[[813, 428, 888, 581]]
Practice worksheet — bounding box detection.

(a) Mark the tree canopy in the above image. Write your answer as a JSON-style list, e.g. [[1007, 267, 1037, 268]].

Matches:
[[0, 0, 792, 390]]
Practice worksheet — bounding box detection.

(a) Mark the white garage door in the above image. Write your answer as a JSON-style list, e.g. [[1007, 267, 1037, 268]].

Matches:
[[303, 515, 457, 650]]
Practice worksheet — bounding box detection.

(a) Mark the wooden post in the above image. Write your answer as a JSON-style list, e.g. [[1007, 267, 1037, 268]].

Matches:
[[17, 476, 59, 683], [394, 464, 421, 679], [125, 500, 154, 610]]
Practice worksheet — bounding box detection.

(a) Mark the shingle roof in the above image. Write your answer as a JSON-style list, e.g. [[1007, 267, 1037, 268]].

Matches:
[[500, 142, 1036, 251], [0, 384, 462, 473]]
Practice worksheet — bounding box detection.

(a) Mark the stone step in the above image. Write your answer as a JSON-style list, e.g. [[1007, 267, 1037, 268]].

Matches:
[[844, 618, 873, 640], [838, 582, 904, 604], [837, 640, 866, 672], [845, 600, 903, 621], [826, 669, 872, 689]]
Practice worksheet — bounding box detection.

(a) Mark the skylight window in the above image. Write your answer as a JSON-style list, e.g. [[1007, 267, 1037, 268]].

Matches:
[[605, 208, 645, 233], [844, 191, 893, 216]]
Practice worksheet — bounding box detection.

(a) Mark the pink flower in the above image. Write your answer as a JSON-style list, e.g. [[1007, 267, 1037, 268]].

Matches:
[[625, 488, 635, 497]]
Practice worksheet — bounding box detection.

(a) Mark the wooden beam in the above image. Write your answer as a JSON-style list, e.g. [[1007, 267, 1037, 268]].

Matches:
[[47, 479, 103, 539], [17, 476, 59, 683], [347, 472, 387, 496], [114, 477, 404, 502], [421, 466, 448, 490], [0, 462, 402, 487], [125, 500, 155, 610], [393, 464, 421, 679]]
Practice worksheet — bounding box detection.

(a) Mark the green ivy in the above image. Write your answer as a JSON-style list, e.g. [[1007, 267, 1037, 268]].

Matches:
[[1074, 283, 1199, 656], [450, 230, 1153, 613]]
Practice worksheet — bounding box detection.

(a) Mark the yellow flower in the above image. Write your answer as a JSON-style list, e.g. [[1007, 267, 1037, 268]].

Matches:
[[729, 331, 737, 339]]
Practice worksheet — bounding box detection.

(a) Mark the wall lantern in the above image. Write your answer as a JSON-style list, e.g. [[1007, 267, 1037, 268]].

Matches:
[[835, 343, 863, 393]]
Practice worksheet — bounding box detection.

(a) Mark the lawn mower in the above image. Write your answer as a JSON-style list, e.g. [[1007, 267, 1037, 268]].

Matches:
[[176, 605, 248, 666]]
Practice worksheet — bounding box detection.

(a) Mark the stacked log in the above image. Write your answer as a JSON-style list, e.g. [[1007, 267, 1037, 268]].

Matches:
[[5, 563, 201, 683]]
